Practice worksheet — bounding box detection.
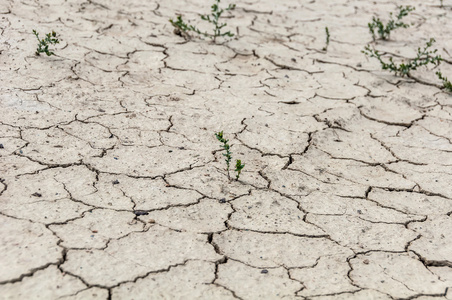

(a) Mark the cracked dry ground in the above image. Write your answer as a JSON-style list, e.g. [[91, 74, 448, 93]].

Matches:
[[1, 0, 452, 299]]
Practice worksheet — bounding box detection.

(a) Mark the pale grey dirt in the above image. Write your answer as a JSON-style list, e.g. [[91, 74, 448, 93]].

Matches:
[[1, 0, 452, 299]]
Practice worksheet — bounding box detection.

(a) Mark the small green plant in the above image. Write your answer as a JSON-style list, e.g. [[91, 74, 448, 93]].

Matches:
[[170, 0, 236, 42], [169, 16, 197, 39], [362, 38, 442, 77], [234, 159, 245, 180], [33, 30, 59, 56], [215, 131, 245, 180], [436, 71, 452, 92], [368, 6, 415, 40], [215, 131, 232, 175], [322, 27, 330, 51]]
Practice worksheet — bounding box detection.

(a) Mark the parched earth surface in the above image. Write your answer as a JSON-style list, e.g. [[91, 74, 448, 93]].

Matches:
[[1, 0, 452, 299]]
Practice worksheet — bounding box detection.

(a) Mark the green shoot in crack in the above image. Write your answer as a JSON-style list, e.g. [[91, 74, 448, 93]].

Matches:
[[368, 6, 415, 41], [235, 159, 245, 180], [215, 131, 245, 181], [322, 27, 330, 51], [170, 0, 235, 43], [215, 131, 232, 179], [33, 30, 59, 56], [436, 71, 452, 92], [362, 38, 442, 77]]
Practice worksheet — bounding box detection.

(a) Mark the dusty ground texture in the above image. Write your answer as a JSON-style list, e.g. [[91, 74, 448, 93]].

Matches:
[[1, 0, 452, 299]]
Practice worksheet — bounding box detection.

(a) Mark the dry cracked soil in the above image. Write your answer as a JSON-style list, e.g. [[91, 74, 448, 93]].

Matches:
[[1, 0, 452, 299]]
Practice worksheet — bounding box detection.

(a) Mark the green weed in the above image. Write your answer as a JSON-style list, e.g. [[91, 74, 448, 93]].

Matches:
[[234, 159, 245, 180], [368, 6, 415, 40], [215, 131, 232, 175], [33, 30, 59, 56], [215, 131, 245, 181], [436, 71, 452, 92], [170, 0, 235, 43], [322, 27, 330, 51], [362, 38, 442, 77]]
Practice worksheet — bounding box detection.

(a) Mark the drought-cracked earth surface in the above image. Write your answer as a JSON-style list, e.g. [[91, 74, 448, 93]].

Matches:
[[1, 0, 452, 299]]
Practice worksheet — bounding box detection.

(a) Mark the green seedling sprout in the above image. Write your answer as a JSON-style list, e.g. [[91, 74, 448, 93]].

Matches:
[[368, 6, 415, 40], [322, 27, 330, 51], [215, 131, 232, 179], [362, 38, 442, 77], [215, 131, 245, 181], [170, 0, 236, 43], [436, 71, 452, 92], [33, 30, 59, 56], [235, 159, 245, 180]]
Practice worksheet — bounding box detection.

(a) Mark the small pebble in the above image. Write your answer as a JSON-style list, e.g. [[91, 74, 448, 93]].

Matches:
[[219, 198, 226, 203], [112, 180, 120, 185], [148, 219, 155, 223], [134, 210, 148, 216], [32, 192, 42, 197], [261, 269, 268, 274], [0, 144, 4, 149]]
